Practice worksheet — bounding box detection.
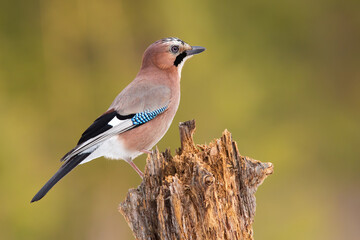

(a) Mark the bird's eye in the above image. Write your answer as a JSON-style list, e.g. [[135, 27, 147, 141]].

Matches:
[[170, 45, 179, 53]]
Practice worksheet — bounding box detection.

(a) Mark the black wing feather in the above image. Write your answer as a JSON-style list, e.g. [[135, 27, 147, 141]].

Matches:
[[77, 110, 135, 145], [60, 109, 135, 162]]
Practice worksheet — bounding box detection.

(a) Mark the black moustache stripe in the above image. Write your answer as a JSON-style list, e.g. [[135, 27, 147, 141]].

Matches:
[[174, 52, 187, 67]]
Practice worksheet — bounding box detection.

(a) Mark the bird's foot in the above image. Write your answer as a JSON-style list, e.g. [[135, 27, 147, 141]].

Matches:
[[128, 161, 144, 179], [141, 149, 152, 154]]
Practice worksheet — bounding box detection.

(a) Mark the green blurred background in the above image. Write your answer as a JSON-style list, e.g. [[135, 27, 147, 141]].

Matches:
[[0, 0, 359, 239]]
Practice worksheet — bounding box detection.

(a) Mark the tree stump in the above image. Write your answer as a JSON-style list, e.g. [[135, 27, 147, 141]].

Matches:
[[119, 120, 273, 240]]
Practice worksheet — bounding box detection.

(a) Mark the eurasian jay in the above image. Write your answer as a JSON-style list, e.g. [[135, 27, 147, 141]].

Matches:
[[31, 37, 205, 202]]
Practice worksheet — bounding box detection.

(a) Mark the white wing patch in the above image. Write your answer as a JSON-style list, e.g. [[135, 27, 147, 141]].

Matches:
[[62, 119, 134, 162], [108, 116, 123, 127]]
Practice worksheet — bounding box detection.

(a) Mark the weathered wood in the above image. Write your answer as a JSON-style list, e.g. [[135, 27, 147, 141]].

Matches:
[[119, 120, 273, 240]]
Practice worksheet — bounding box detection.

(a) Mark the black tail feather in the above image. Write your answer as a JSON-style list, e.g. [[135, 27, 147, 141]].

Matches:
[[31, 153, 91, 203]]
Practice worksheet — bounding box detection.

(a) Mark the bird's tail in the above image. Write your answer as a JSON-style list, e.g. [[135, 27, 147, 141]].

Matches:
[[31, 153, 91, 203]]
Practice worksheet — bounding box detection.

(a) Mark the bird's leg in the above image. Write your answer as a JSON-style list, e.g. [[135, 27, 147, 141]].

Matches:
[[128, 160, 144, 179], [141, 149, 152, 154]]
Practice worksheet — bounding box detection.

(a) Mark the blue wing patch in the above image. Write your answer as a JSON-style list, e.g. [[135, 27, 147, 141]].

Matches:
[[131, 106, 167, 125], [61, 107, 167, 162]]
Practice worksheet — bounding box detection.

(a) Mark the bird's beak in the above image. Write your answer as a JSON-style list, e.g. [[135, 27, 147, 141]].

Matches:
[[186, 46, 206, 56]]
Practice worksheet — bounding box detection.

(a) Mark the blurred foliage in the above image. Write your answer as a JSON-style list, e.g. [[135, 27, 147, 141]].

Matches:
[[0, 0, 359, 239]]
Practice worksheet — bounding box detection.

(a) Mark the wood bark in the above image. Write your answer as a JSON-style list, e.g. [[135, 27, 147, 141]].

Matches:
[[119, 120, 273, 240]]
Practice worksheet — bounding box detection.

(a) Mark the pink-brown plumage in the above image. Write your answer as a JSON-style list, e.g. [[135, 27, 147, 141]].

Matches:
[[31, 37, 205, 202]]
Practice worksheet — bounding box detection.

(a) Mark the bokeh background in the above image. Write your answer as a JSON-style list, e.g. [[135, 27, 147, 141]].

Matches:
[[1, 0, 359, 239]]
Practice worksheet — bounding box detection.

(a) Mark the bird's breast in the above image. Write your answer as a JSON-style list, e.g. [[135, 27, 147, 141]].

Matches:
[[119, 94, 180, 154]]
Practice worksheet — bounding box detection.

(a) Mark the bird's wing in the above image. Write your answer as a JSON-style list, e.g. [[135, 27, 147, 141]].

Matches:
[[60, 84, 171, 162], [110, 82, 172, 115]]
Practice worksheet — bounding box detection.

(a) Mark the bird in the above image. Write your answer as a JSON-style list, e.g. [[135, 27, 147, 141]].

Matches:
[[31, 37, 205, 203]]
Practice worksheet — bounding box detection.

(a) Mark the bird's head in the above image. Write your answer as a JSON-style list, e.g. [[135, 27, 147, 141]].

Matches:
[[141, 37, 205, 72]]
